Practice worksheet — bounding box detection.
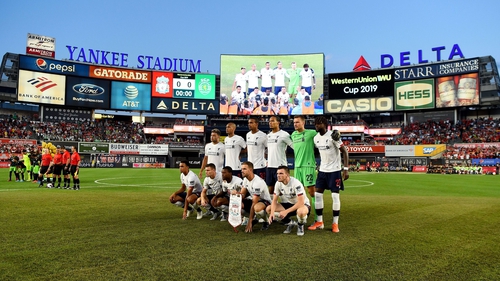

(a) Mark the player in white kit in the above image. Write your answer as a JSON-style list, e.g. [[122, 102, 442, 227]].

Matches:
[[199, 129, 225, 179], [246, 117, 267, 180], [224, 122, 246, 178]]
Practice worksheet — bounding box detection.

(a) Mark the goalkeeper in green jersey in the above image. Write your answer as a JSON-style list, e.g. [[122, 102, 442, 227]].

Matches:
[[290, 115, 318, 223]]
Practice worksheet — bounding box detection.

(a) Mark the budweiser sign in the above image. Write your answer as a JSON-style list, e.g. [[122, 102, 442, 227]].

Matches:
[[346, 145, 385, 153]]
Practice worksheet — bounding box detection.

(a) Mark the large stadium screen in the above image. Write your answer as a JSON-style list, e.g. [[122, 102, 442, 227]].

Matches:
[[325, 69, 394, 113], [219, 53, 325, 115]]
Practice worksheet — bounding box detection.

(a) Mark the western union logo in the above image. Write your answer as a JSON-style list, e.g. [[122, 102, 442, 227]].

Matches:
[[331, 75, 392, 85]]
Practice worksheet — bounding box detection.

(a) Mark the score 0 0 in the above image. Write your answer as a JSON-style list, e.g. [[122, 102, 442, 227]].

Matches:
[[344, 84, 378, 94], [173, 78, 196, 90]]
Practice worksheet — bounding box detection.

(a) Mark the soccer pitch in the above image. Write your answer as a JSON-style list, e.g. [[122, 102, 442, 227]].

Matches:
[[1, 169, 499, 280]]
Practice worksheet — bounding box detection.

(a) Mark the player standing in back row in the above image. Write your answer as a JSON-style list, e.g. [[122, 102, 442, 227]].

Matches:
[[246, 117, 267, 179], [309, 116, 349, 233], [290, 115, 318, 223]]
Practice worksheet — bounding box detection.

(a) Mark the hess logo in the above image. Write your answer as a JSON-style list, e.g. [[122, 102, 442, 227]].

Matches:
[[36, 58, 48, 70]]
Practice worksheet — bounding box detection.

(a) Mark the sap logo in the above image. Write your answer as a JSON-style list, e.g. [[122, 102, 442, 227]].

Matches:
[[423, 147, 436, 154], [73, 84, 105, 95]]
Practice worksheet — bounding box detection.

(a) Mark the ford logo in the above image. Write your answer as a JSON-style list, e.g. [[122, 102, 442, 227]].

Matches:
[[73, 83, 105, 96]]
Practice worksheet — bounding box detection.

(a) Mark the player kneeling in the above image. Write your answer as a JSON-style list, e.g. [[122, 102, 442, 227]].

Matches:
[[267, 166, 310, 236]]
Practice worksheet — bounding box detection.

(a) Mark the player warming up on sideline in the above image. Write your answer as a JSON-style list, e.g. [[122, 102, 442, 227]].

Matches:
[[267, 166, 310, 236], [240, 161, 272, 232], [169, 160, 204, 220], [309, 116, 349, 233]]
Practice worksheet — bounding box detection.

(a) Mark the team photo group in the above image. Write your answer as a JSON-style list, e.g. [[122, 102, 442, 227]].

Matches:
[[169, 115, 349, 235]]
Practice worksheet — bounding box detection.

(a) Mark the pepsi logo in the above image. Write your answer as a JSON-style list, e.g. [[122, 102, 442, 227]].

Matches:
[[36, 58, 48, 70]]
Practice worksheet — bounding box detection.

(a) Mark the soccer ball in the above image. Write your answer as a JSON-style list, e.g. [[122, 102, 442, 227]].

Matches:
[[47, 183, 53, 188]]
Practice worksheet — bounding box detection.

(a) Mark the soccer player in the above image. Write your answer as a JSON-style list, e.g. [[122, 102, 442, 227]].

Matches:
[[246, 117, 267, 179], [8, 153, 19, 181], [266, 116, 293, 194], [199, 129, 225, 179], [300, 63, 316, 95], [38, 148, 52, 188], [267, 166, 310, 236], [260, 62, 274, 93], [277, 86, 290, 107], [198, 163, 224, 220], [287, 62, 301, 97], [170, 160, 204, 220], [69, 146, 81, 190], [22, 150, 31, 181], [247, 64, 260, 93], [231, 85, 245, 106], [273, 61, 290, 95], [224, 123, 246, 178], [240, 161, 272, 232], [212, 166, 244, 222], [291, 115, 318, 222], [51, 146, 64, 188], [232, 67, 248, 95], [309, 116, 349, 233], [62, 147, 72, 189]]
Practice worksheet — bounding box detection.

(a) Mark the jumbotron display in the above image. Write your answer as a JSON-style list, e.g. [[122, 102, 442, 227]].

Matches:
[[219, 53, 325, 115]]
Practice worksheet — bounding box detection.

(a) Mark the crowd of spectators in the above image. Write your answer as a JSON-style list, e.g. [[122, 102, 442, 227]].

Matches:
[[29, 120, 146, 143], [0, 110, 499, 156]]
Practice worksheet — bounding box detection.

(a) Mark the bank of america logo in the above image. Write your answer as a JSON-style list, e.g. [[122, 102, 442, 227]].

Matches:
[[27, 77, 57, 92]]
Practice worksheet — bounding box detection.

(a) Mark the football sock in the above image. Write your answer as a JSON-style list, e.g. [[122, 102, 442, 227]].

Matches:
[[311, 197, 317, 221], [332, 192, 340, 224], [315, 192, 324, 222]]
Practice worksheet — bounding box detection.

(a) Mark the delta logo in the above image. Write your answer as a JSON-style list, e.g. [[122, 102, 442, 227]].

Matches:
[[27, 76, 57, 92], [423, 147, 437, 154], [353, 56, 371, 72], [36, 58, 48, 70]]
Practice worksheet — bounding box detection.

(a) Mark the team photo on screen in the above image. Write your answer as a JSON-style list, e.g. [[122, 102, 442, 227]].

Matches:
[[219, 53, 325, 115]]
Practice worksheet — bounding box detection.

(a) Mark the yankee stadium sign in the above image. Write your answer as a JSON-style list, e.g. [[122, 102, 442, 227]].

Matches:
[[66, 45, 202, 73]]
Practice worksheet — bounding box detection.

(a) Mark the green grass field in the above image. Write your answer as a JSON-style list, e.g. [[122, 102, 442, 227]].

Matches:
[[1, 169, 499, 281]]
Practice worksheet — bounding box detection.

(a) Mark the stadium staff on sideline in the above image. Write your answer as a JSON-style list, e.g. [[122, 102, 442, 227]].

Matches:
[[199, 129, 225, 179], [224, 123, 246, 178], [266, 116, 293, 194], [38, 148, 52, 188], [267, 166, 310, 236], [70, 146, 81, 190], [309, 116, 349, 233], [212, 166, 244, 222], [240, 161, 272, 232], [198, 163, 224, 220], [291, 115, 318, 222], [62, 147, 72, 189], [246, 117, 267, 180], [170, 160, 204, 220]]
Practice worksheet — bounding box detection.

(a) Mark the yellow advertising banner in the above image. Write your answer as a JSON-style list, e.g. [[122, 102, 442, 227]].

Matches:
[[414, 144, 446, 157]]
